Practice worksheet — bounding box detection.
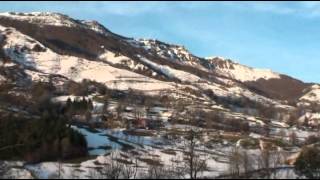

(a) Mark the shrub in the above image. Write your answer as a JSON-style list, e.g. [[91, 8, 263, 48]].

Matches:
[[295, 146, 320, 179]]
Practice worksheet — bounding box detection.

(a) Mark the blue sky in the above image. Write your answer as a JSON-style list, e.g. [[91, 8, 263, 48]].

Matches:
[[1, 1, 320, 83]]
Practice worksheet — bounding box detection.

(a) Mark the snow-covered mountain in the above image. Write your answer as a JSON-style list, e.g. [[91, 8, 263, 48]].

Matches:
[[0, 12, 318, 121], [0, 12, 112, 36], [205, 56, 280, 82], [2, 12, 320, 179], [300, 85, 320, 104]]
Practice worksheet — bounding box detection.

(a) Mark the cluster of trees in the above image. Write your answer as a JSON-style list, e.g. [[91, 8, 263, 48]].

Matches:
[[65, 79, 107, 97], [0, 81, 88, 163], [0, 104, 87, 163], [225, 137, 320, 179], [295, 146, 320, 179], [180, 109, 250, 133], [65, 97, 94, 115], [227, 146, 287, 179]]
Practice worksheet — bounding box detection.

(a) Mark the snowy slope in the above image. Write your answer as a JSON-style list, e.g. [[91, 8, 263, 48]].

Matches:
[[137, 39, 196, 64], [98, 48, 281, 105], [99, 50, 148, 72], [299, 84, 320, 103], [58, 57, 174, 92], [127, 38, 208, 71], [0, 12, 312, 104], [0, 12, 317, 180], [0, 24, 289, 108], [0, 25, 174, 93], [127, 38, 280, 83], [2, 26, 60, 71], [1, 12, 316, 112], [206, 57, 281, 82], [138, 55, 202, 83]]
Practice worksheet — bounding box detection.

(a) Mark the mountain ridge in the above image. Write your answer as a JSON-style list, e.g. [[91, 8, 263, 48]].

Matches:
[[0, 12, 318, 110], [1, 11, 320, 179]]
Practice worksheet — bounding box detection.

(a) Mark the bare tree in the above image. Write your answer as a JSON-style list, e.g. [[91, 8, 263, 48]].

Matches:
[[121, 158, 138, 179], [259, 149, 272, 179], [0, 161, 15, 179], [144, 158, 184, 180], [48, 161, 64, 179], [145, 164, 168, 179], [289, 131, 298, 146], [263, 122, 271, 138], [183, 129, 207, 179], [116, 103, 124, 121], [228, 147, 242, 178], [101, 152, 123, 179], [88, 167, 103, 179], [270, 150, 283, 179], [70, 168, 80, 179], [170, 156, 186, 179], [242, 150, 254, 177], [58, 160, 63, 179], [0, 161, 6, 178]]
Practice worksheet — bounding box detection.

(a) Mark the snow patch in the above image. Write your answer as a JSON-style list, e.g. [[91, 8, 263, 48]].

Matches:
[[300, 84, 320, 103], [138, 56, 201, 83], [0, 74, 5, 82], [207, 57, 281, 82]]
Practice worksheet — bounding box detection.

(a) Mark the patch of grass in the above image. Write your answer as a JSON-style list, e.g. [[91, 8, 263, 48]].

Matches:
[[124, 130, 155, 137], [84, 127, 100, 133], [239, 138, 260, 149], [138, 158, 162, 166], [92, 96, 107, 103], [97, 145, 112, 150], [88, 147, 96, 151], [121, 143, 136, 151], [115, 158, 133, 165], [74, 168, 86, 173], [221, 134, 244, 143], [93, 160, 103, 166], [120, 153, 130, 159], [267, 138, 290, 148], [62, 155, 98, 164], [130, 150, 141, 156], [101, 134, 136, 151], [161, 149, 177, 155], [208, 137, 224, 144]]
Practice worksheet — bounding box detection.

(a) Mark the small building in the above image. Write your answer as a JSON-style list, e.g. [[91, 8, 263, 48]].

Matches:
[[134, 118, 147, 129]]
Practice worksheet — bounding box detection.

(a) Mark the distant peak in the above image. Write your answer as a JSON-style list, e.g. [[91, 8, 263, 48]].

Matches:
[[0, 11, 111, 36], [205, 56, 226, 60], [0, 12, 69, 18]]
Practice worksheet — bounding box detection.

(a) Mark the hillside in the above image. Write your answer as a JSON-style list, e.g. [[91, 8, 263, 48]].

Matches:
[[0, 12, 320, 179]]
